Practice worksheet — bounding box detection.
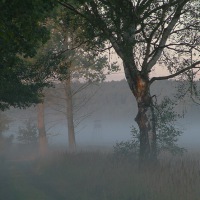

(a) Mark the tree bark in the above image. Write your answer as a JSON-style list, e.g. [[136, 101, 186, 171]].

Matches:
[[37, 103, 48, 157], [128, 73, 157, 162], [64, 75, 76, 152], [136, 76, 156, 162]]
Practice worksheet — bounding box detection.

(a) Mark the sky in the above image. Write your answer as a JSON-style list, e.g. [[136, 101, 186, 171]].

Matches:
[[106, 50, 173, 81], [106, 66, 170, 81]]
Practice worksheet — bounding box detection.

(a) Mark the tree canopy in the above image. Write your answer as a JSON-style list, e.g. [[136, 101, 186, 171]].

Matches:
[[58, 0, 200, 160], [58, 0, 200, 82], [0, 0, 56, 110]]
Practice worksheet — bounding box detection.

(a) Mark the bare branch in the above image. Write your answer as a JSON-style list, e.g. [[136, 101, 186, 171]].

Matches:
[[87, 1, 125, 60], [139, 0, 182, 20], [141, 7, 166, 70], [150, 61, 200, 83], [53, 40, 89, 59], [57, 1, 88, 20], [147, 0, 188, 71]]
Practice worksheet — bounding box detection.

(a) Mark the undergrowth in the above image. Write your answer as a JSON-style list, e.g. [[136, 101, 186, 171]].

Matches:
[[0, 151, 200, 200]]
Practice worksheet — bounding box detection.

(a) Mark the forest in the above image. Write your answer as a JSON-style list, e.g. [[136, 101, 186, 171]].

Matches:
[[0, 0, 200, 199]]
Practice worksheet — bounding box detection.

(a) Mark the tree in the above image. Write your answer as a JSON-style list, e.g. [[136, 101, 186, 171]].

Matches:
[[58, 49, 110, 152], [58, 0, 200, 161], [37, 103, 48, 156], [114, 97, 185, 159], [35, 9, 113, 152], [17, 120, 38, 146], [0, 0, 56, 110], [0, 112, 10, 135]]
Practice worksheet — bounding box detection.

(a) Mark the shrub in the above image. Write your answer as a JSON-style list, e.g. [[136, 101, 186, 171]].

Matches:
[[114, 97, 185, 159]]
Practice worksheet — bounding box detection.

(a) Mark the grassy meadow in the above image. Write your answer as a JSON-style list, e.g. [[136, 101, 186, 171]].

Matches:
[[0, 150, 200, 200]]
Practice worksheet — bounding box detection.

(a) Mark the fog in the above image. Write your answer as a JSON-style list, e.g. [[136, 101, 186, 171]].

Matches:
[[2, 80, 200, 152], [1, 80, 200, 200]]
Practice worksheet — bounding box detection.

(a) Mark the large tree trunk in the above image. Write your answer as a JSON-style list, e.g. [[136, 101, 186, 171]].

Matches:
[[37, 103, 48, 157], [135, 76, 157, 162], [126, 72, 157, 162], [64, 75, 76, 152]]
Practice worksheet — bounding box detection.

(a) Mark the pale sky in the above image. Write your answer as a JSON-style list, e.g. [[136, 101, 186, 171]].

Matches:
[[106, 65, 171, 81], [105, 55, 171, 82]]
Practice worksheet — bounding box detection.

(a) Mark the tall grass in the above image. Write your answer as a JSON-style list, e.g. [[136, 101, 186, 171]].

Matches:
[[0, 151, 200, 200]]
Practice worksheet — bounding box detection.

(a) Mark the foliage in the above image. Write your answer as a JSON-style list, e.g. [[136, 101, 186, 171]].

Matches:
[[0, 0, 56, 110], [58, 0, 200, 78], [17, 120, 38, 145], [154, 97, 185, 155], [34, 8, 118, 144], [114, 97, 185, 158], [33, 7, 118, 84], [113, 127, 139, 159], [58, 0, 199, 159], [0, 0, 55, 57]]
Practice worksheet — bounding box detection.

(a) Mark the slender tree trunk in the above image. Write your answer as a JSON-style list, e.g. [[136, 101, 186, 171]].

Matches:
[[37, 103, 48, 157], [64, 75, 76, 152]]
